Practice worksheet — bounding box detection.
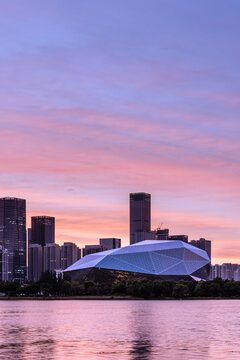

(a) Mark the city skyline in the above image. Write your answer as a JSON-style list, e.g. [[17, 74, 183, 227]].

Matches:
[[1, 1, 240, 264], [0, 192, 215, 264], [0, 189, 236, 265]]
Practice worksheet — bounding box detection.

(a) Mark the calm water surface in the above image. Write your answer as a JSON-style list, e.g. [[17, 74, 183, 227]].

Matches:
[[0, 300, 239, 360]]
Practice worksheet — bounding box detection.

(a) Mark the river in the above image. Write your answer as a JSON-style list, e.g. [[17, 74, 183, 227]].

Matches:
[[0, 300, 239, 359]]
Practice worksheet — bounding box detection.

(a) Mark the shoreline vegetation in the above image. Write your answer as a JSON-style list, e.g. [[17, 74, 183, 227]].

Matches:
[[1, 271, 240, 300]]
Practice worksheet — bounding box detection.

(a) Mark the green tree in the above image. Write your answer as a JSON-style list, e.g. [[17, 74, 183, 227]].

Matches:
[[193, 281, 209, 297], [22, 283, 41, 296], [172, 283, 188, 298], [127, 281, 141, 297], [208, 282, 222, 297], [62, 280, 71, 296], [39, 271, 58, 296], [186, 280, 197, 297], [139, 281, 153, 299], [112, 282, 127, 295], [4, 281, 20, 296]]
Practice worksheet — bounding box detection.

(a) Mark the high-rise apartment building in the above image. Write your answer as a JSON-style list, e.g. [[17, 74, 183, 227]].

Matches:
[[99, 238, 121, 250], [78, 247, 81, 260], [43, 243, 61, 272], [31, 216, 55, 246], [0, 245, 8, 281], [169, 235, 188, 243], [190, 238, 211, 260], [61, 242, 80, 270], [82, 245, 103, 257], [130, 192, 151, 245], [28, 244, 42, 282], [234, 267, 240, 281], [0, 197, 27, 281], [211, 264, 221, 279], [155, 229, 169, 240]]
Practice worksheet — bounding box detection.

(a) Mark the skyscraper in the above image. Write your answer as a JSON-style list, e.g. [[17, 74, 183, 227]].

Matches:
[[0, 197, 27, 281], [133, 230, 156, 243], [31, 216, 55, 246], [129, 192, 151, 245]]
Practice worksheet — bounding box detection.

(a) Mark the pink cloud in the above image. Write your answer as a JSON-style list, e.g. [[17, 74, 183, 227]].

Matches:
[[1, 106, 240, 264]]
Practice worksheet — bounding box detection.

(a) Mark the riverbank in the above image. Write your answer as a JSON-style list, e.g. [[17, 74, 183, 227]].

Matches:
[[0, 296, 240, 300]]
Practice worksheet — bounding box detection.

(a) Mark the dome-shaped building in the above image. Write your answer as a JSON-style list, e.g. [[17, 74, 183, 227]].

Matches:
[[64, 240, 210, 282]]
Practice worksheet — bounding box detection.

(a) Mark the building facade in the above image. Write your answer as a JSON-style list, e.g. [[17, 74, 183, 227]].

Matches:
[[190, 238, 211, 260], [99, 238, 121, 251], [169, 235, 188, 243], [27, 228, 32, 245], [155, 229, 169, 240], [211, 264, 221, 279], [31, 216, 55, 247], [211, 263, 239, 280], [133, 231, 156, 243], [43, 243, 61, 272], [0, 245, 8, 281], [82, 245, 103, 257], [234, 268, 240, 281], [130, 192, 151, 245], [0, 197, 26, 281], [28, 244, 42, 282], [61, 242, 80, 270]]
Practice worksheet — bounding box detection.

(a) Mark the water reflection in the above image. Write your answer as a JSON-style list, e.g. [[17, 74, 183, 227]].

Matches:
[[128, 301, 213, 360], [0, 300, 239, 360], [130, 339, 152, 360], [0, 325, 28, 359], [129, 304, 154, 360], [27, 338, 56, 360], [0, 326, 56, 360], [0, 306, 56, 360]]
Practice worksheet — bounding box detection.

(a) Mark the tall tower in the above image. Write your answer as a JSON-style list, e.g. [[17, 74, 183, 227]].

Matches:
[[0, 197, 27, 281], [31, 216, 55, 246], [129, 192, 151, 245]]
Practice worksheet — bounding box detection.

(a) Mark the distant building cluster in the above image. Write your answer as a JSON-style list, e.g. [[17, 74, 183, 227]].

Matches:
[[0, 193, 238, 283], [28, 216, 82, 281], [211, 263, 240, 281], [28, 224, 121, 281], [65, 192, 213, 283], [0, 197, 122, 282], [129, 192, 212, 260], [82, 238, 121, 257]]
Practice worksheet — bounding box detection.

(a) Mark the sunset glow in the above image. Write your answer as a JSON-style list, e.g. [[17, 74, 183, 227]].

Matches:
[[1, 1, 240, 264]]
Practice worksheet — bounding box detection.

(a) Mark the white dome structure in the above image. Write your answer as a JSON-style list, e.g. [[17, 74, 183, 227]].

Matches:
[[64, 240, 210, 282]]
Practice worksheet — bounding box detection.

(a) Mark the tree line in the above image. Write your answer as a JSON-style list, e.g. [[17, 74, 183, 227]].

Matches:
[[1, 272, 240, 299]]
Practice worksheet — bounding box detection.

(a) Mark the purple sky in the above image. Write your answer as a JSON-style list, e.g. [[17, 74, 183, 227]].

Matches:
[[1, 1, 240, 263]]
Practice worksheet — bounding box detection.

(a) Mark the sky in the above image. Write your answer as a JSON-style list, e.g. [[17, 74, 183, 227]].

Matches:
[[0, 1, 240, 264]]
